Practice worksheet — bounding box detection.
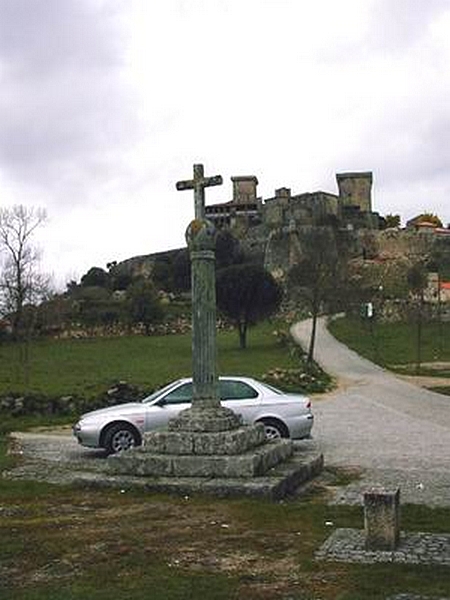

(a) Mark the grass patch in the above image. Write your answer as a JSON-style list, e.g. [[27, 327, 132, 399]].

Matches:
[[329, 316, 450, 367], [0, 321, 307, 399], [428, 385, 450, 396], [1, 483, 449, 599], [393, 365, 450, 377], [2, 318, 450, 597]]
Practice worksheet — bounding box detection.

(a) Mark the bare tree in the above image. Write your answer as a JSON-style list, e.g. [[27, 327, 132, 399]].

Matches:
[[407, 260, 428, 374], [288, 227, 348, 363], [0, 205, 48, 339]]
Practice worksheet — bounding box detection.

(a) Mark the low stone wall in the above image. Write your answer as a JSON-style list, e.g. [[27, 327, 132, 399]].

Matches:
[[54, 317, 193, 340], [0, 381, 150, 418]]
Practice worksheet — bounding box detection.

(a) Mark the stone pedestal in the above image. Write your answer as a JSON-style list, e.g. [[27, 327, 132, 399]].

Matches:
[[168, 405, 242, 433], [109, 421, 294, 479], [364, 487, 400, 551]]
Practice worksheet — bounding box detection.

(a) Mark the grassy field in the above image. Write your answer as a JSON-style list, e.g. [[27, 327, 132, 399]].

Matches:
[[1, 321, 450, 598], [0, 468, 449, 600], [0, 321, 303, 398], [328, 316, 450, 368], [329, 316, 450, 396]]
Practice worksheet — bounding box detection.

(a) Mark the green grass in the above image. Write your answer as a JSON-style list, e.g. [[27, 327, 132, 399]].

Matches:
[[2, 320, 450, 597], [430, 385, 450, 395], [329, 316, 450, 367], [0, 321, 300, 398], [0, 479, 449, 599]]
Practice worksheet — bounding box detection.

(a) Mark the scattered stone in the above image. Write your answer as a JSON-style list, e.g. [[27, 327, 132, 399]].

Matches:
[[316, 528, 450, 566]]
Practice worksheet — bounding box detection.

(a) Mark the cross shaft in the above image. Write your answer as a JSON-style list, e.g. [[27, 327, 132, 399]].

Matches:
[[176, 164, 223, 220]]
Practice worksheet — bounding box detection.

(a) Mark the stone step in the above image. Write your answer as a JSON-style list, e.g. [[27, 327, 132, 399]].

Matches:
[[142, 423, 267, 456], [90, 445, 324, 500], [108, 438, 294, 478]]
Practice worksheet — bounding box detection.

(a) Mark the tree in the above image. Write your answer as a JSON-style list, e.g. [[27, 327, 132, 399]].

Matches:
[[288, 227, 347, 363], [410, 213, 443, 228], [152, 256, 174, 292], [126, 279, 165, 334], [216, 264, 282, 349], [407, 261, 428, 374], [427, 241, 450, 356], [172, 249, 191, 292], [0, 205, 48, 339], [80, 266, 110, 288], [70, 285, 121, 330], [384, 214, 401, 228], [215, 230, 244, 269]]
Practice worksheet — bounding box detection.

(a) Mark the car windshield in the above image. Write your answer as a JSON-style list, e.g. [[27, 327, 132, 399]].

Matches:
[[141, 380, 186, 404]]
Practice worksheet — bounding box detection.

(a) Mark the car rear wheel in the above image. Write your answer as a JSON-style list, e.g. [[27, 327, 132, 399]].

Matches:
[[260, 418, 289, 440], [103, 423, 140, 454]]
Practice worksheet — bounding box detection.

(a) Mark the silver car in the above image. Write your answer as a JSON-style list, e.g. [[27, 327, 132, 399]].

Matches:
[[73, 376, 314, 454]]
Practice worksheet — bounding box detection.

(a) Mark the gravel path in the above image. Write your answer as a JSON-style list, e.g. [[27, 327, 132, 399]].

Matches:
[[291, 318, 450, 507]]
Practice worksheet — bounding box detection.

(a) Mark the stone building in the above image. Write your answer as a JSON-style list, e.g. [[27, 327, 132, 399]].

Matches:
[[204, 171, 380, 279], [204, 176, 262, 229], [114, 171, 381, 284], [205, 171, 380, 233]]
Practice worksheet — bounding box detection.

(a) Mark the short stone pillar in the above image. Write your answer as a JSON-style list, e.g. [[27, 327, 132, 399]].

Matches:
[[364, 487, 400, 551]]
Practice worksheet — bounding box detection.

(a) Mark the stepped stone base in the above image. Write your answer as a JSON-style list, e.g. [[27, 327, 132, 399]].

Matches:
[[168, 405, 243, 433], [109, 436, 293, 478], [143, 423, 267, 455], [105, 409, 324, 499], [99, 444, 324, 500]]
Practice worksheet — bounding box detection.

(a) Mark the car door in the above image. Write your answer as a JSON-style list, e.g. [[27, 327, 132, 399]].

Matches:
[[219, 379, 261, 424], [144, 382, 193, 432]]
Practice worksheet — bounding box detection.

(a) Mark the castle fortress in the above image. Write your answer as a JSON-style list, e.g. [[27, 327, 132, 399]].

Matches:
[[205, 171, 381, 232], [114, 171, 382, 281]]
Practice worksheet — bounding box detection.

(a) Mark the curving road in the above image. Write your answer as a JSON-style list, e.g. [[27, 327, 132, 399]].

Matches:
[[291, 318, 450, 506]]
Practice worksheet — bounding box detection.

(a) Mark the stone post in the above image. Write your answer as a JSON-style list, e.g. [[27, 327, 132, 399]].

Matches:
[[170, 165, 241, 432], [364, 487, 400, 551], [186, 218, 220, 408]]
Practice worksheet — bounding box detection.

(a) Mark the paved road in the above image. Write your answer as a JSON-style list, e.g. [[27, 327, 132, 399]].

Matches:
[[291, 318, 450, 506]]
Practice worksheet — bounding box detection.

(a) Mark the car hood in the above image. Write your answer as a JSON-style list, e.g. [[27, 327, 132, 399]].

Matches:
[[80, 402, 146, 421]]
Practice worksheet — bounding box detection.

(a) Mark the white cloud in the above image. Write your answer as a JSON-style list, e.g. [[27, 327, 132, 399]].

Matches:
[[1, 0, 450, 288]]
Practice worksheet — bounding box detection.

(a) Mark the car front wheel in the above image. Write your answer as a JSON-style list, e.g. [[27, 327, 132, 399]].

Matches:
[[260, 418, 289, 440], [103, 423, 140, 454]]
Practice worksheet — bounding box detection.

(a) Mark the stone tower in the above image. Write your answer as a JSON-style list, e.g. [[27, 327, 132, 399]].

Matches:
[[231, 176, 259, 204], [336, 172, 373, 213]]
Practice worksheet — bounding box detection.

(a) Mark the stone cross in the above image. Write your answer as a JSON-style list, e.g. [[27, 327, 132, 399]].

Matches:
[[175, 164, 223, 409], [173, 164, 240, 432], [176, 164, 223, 220]]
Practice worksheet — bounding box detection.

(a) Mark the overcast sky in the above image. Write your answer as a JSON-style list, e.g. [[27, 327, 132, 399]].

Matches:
[[1, 0, 449, 289]]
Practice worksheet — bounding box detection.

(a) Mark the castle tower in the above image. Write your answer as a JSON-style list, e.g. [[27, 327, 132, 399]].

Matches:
[[231, 176, 258, 204], [336, 172, 373, 213]]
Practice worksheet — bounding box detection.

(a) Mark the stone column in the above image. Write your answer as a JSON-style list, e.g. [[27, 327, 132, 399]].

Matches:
[[168, 217, 241, 433], [364, 487, 400, 551], [187, 219, 220, 408]]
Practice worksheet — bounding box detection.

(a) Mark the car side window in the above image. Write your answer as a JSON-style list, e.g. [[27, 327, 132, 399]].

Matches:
[[162, 383, 193, 404], [219, 380, 258, 401]]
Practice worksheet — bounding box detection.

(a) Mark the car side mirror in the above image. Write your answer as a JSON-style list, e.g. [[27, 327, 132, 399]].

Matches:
[[156, 398, 167, 407]]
